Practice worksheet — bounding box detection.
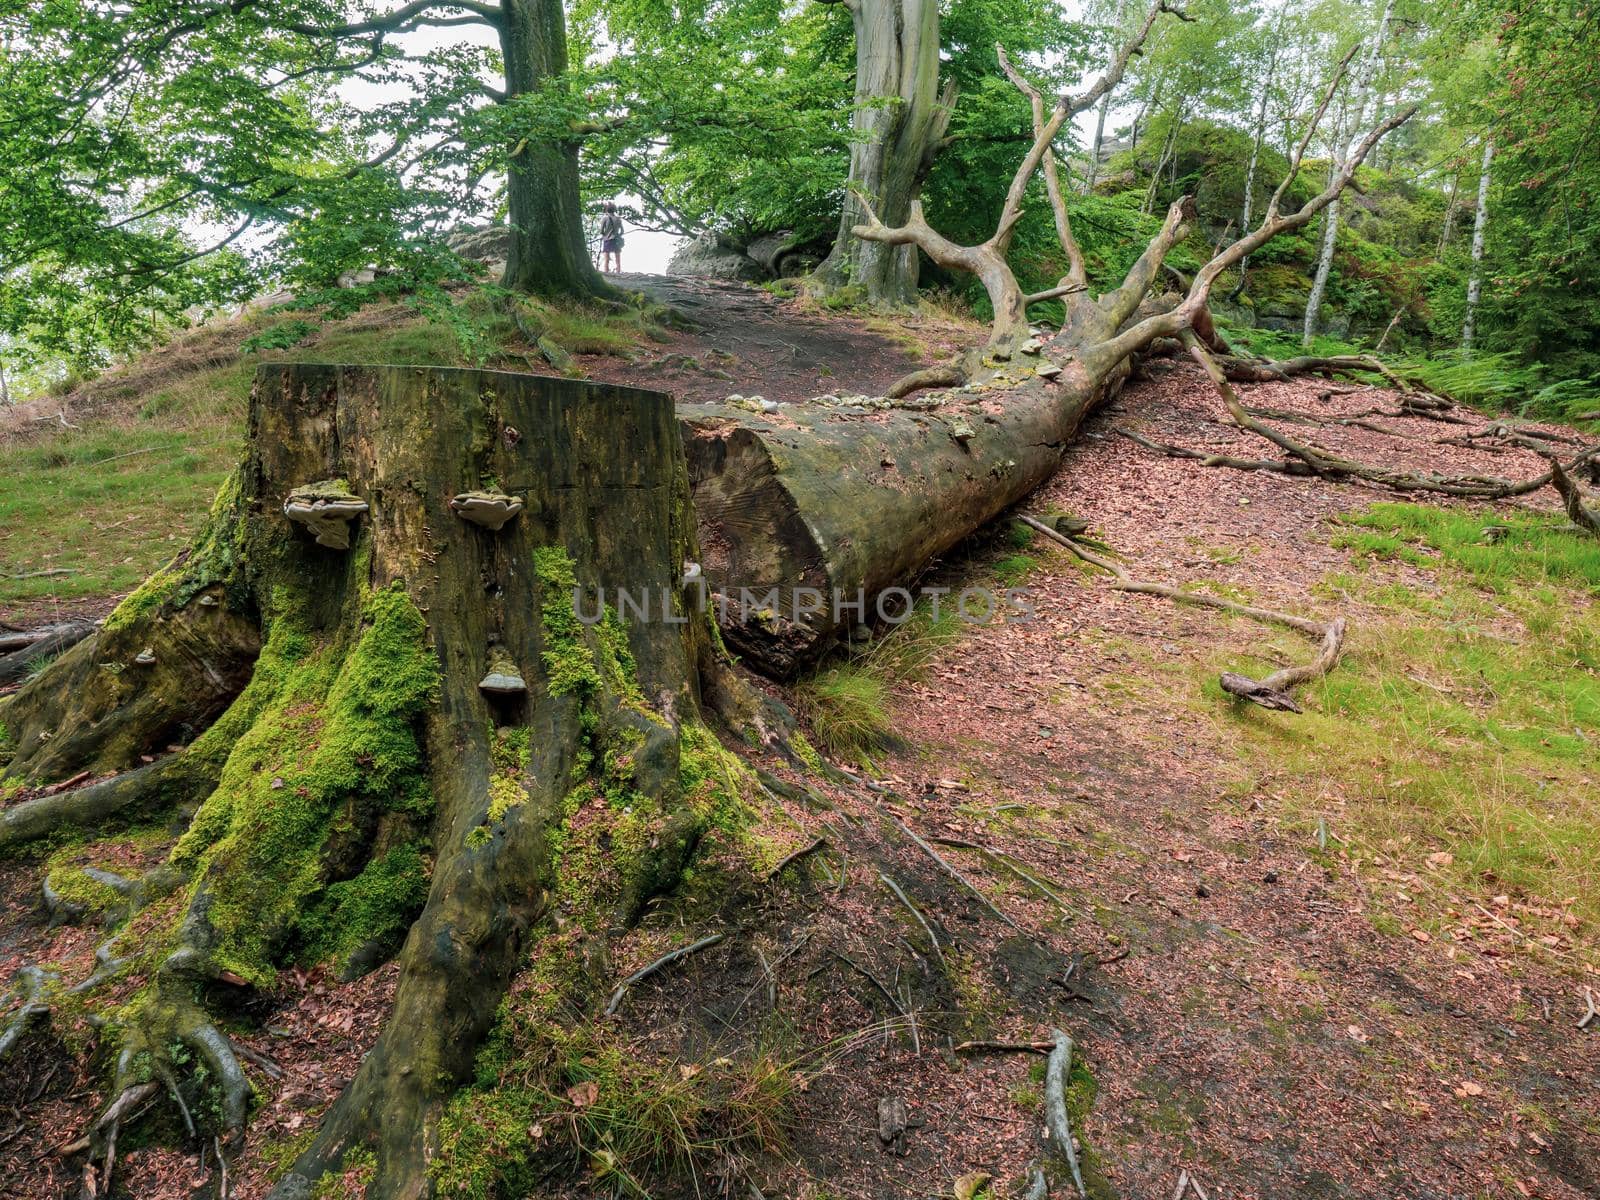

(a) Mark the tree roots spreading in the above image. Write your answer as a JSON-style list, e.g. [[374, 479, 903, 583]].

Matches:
[[0, 365, 797, 1199]]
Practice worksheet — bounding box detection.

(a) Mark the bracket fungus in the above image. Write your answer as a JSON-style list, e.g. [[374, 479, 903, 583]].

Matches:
[[283, 483, 369, 550], [477, 647, 527, 697], [450, 491, 525, 531]]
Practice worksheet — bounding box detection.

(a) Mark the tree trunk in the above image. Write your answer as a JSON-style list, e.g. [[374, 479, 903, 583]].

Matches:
[[1461, 137, 1493, 353], [499, 0, 609, 297], [1303, 0, 1394, 348], [1236, 35, 1280, 280], [1085, 0, 1131, 192], [1438, 165, 1463, 254], [1, 364, 749, 1199], [810, 0, 952, 307]]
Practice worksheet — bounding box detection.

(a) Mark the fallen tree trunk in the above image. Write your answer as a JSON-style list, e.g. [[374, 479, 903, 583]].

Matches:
[[0, 619, 95, 685], [681, 358, 1110, 676]]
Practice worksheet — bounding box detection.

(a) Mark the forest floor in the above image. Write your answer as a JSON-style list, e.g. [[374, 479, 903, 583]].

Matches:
[[1, 277, 1597, 1200]]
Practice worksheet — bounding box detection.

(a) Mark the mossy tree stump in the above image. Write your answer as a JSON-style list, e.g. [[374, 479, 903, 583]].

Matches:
[[0, 364, 752, 1198]]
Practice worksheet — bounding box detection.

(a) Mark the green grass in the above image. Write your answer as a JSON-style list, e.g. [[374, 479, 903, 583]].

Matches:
[[793, 596, 967, 762], [0, 424, 241, 608], [792, 666, 896, 760], [1339, 502, 1600, 591], [1216, 502, 1600, 944]]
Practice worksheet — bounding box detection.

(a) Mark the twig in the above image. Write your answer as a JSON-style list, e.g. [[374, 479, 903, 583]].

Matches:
[[1579, 987, 1597, 1030], [768, 837, 829, 879], [1471, 902, 1573, 961], [1043, 1030, 1088, 1198], [878, 872, 947, 967], [0, 567, 78, 580], [605, 933, 725, 1016], [755, 947, 776, 1011], [215, 1134, 231, 1199], [833, 952, 907, 1016], [228, 1038, 286, 1080], [1020, 512, 1344, 712]]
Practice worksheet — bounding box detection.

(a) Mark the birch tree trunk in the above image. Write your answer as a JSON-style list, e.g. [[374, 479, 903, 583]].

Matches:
[[1462, 137, 1494, 353], [1302, 0, 1394, 348], [1236, 34, 1281, 281], [810, 0, 953, 307], [1085, 0, 1130, 192]]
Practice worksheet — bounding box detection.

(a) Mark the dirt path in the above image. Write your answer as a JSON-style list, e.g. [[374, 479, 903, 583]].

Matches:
[[840, 362, 1599, 1199], [579, 272, 958, 405]]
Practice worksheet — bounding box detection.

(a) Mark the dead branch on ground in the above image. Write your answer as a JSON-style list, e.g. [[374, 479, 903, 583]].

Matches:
[[1019, 514, 1344, 713]]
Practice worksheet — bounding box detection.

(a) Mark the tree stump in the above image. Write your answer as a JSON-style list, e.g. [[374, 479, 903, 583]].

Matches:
[[1, 364, 743, 1197]]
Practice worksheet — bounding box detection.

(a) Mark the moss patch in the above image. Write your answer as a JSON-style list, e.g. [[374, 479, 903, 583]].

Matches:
[[170, 584, 439, 985]]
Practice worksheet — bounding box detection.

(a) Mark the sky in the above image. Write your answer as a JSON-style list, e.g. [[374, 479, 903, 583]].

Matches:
[[340, 21, 685, 273]]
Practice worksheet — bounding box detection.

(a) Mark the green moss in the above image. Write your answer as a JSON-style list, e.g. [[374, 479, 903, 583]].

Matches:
[[788, 731, 824, 774], [992, 552, 1036, 586], [312, 1147, 376, 1200], [101, 468, 247, 634], [433, 1008, 795, 1200], [300, 843, 430, 967], [46, 866, 123, 913], [170, 584, 439, 986]]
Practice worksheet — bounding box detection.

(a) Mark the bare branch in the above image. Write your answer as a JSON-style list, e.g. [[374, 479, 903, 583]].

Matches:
[[997, 45, 1086, 287], [1267, 42, 1361, 223], [1064, 1, 1185, 118], [1086, 104, 1417, 374], [279, 0, 503, 38]]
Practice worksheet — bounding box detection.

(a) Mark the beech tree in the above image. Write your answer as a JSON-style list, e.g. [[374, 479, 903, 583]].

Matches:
[[807, 0, 955, 305]]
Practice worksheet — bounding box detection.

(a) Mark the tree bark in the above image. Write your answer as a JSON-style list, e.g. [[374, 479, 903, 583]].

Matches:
[[810, 0, 953, 306], [498, 0, 610, 297], [1236, 31, 1281, 281], [1303, 0, 1394, 348], [1, 364, 747, 1200], [682, 357, 1111, 676], [1461, 137, 1493, 353]]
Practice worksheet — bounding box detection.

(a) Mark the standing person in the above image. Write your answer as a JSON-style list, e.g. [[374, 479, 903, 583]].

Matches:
[[599, 201, 624, 274]]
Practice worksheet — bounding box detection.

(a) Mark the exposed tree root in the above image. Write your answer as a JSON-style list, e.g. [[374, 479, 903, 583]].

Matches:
[[1020, 514, 1344, 713], [1549, 457, 1600, 536], [1043, 1029, 1088, 1198], [605, 932, 726, 1016], [0, 753, 207, 850], [1146, 333, 1600, 502]]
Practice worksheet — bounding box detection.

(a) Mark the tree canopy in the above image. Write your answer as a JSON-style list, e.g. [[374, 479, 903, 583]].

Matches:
[[3, 0, 1599, 395]]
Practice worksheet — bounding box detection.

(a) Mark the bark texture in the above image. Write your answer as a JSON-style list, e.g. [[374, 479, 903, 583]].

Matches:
[[499, 0, 610, 297], [1461, 137, 1494, 353], [810, 0, 953, 306]]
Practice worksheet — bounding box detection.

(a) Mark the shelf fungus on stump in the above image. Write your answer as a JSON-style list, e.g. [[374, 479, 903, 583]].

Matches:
[[449, 491, 525, 531], [477, 647, 527, 697], [282, 483, 369, 550]]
